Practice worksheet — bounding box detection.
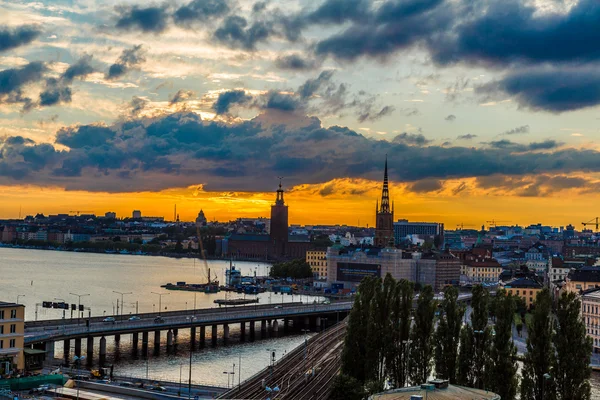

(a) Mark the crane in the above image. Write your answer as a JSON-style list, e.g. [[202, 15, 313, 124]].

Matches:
[[196, 224, 213, 285], [486, 219, 510, 228], [456, 223, 476, 230], [582, 217, 599, 232], [69, 210, 93, 216]]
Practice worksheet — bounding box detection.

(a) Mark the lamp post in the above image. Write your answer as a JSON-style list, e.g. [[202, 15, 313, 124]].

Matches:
[[113, 291, 132, 322], [188, 316, 196, 399], [16, 294, 25, 304], [70, 293, 90, 325], [301, 329, 310, 380], [73, 355, 85, 400], [151, 292, 169, 316]]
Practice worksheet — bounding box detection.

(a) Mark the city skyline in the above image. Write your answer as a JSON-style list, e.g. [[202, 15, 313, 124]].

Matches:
[[2, 0, 600, 230]]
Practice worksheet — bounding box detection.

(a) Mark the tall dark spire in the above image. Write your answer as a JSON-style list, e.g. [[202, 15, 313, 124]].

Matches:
[[275, 177, 285, 206], [379, 155, 390, 213]]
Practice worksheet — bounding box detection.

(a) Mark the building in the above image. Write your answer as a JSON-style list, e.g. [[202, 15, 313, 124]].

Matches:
[[459, 248, 502, 284], [375, 157, 394, 247], [525, 244, 550, 276], [369, 379, 500, 399], [306, 250, 327, 280], [394, 219, 444, 245], [502, 277, 543, 309], [225, 181, 312, 260], [132, 210, 142, 219], [0, 301, 25, 374], [104, 212, 117, 219], [196, 210, 207, 227], [565, 266, 600, 293], [550, 257, 571, 282], [581, 288, 600, 353]]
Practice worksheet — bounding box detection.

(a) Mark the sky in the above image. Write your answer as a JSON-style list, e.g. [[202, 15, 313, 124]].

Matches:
[[1, 0, 600, 229]]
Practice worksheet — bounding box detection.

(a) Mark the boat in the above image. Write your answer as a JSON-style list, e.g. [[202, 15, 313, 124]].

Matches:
[[214, 298, 259, 306]]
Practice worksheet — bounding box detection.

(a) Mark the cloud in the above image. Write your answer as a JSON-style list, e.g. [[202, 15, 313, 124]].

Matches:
[[477, 66, 600, 113], [487, 139, 562, 152], [298, 70, 335, 98], [392, 132, 432, 146], [169, 89, 196, 105], [55, 124, 116, 149], [275, 54, 320, 70], [502, 124, 529, 135], [214, 16, 272, 51], [457, 134, 477, 140], [61, 55, 95, 83], [305, 0, 371, 25], [0, 61, 47, 109], [358, 105, 395, 123], [409, 179, 442, 193], [212, 89, 252, 114], [128, 96, 148, 116], [263, 91, 302, 111], [445, 114, 456, 121], [174, 0, 230, 26], [0, 25, 42, 52], [39, 78, 72, 107], [116, 6, 169, 33], [106, 45, 146, 80]]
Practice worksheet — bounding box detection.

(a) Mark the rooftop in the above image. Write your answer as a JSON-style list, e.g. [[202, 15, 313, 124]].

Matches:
[[0, 301, 22, 308], [568, 266, 600, 283], [370, 382, 500, 400], [504, 277, 543, 289]]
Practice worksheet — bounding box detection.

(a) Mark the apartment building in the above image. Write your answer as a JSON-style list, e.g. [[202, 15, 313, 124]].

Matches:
[[0, 301, 25, 374]]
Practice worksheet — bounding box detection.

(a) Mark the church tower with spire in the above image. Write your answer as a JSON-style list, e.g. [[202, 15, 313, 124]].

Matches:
[[270, 178, 289, 258], [375, 157, 394, 247]]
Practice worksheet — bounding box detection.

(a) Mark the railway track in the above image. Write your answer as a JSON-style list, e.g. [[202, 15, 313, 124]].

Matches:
[[219, 321, 346, 399]]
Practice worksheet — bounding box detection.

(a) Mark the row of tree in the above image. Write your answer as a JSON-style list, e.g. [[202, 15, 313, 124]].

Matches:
[[335, 274, 592, 400], [269, 259, 313, 279]]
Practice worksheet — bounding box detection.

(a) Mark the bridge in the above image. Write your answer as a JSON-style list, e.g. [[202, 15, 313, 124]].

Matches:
[[25, 302, 353, 366]]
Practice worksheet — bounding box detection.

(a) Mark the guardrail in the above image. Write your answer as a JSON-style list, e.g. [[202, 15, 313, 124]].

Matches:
[[25, 303, 353, 344]]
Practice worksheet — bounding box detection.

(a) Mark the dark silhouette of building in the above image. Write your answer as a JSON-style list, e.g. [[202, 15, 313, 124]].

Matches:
[[270, 180, 289, 258], [375, 157, 394, 247]]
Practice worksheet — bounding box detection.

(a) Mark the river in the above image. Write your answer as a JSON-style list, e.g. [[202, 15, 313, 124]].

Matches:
[[2, 247, 600, 396]]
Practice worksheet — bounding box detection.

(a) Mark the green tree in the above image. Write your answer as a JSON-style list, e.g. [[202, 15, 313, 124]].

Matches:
[[434, 286, 465, 383], [487, 289, 518, 400], [553, 291, 592, 400], [521, 288, 556, 400], [329, 373, 364, 400], [408, 285, 437, 385], [386, 279, 414, 387]]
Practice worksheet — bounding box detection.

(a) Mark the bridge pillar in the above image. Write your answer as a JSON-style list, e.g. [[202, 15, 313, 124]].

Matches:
[[173, 328, 178, 338], [154, 330, 161, 353], [74, 338, 82, 358], [240, 322, 246, 342], [99, 336, 107, 366], [284, 319, 289, 333], [190, 326, 197, 349], [200, 326, 206, 348], [315, 317, 321, 331], [304, 316, 310, 330], [114, 334, 120, 345], [167, 330, 174, 352], [261, 320, 267, 337], [142, 331, 149, 356], [249, 321, 255, 341], [273, 320, 279, 337], [211, 325, 218, 346], [132, 332, 139, 351], [45, 341, 55, 363], [86, 337, 93, 361], [63, 339, 70, 365], [223, 324, 230, 344]]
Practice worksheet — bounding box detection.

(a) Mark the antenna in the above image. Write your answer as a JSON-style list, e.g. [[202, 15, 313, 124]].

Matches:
[[174, 204, 176, 222], [277, 176, 284, 188], [19, 205, 21, 220]]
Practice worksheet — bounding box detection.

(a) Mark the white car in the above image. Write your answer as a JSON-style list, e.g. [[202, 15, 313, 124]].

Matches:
[[103, 317, 116, 323], [128, 316, 141, 321]]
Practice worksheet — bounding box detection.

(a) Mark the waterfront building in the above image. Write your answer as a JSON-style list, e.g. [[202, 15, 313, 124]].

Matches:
[[581, 288, 600, 353], [394, 219, 444, 245], [375, 157, 394, 248], [306, 250, 327, 280], [0, 301, 25, 374], [502, 277, 543, 309]]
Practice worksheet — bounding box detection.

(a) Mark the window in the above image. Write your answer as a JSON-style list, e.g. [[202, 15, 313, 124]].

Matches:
[[9, 324, 15, 334], [530, 291, 533, 295], [0, 311, 3, 319], [0, 325, 3, 334], [9, 339, 15, 348], [516, 290, 520, 295], [0, 340, 3, 349], [10, 310, 16, 319]]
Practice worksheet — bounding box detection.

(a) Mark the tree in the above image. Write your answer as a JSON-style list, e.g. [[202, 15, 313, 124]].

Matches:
[[329, 373, 364, 400], [521, 288, 556, 400], [408, 285, 436, 385], [386, 279, 414, 387], [487, 289, 518, 400], [434, 286, 465, 383], [553, 291, 592, 400]]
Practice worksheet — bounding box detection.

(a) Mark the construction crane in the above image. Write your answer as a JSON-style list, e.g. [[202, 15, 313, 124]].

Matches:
[[486, 219, 510, 228], [456, 223, 476, 230], [69, 210, 93, 216], [582, 217, 600, 231], [196, 224, 213, 285]]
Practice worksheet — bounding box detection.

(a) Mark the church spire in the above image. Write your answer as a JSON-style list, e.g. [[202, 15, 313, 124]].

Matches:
[[379, 155, 390, 213], [275, 177, 285, 206]]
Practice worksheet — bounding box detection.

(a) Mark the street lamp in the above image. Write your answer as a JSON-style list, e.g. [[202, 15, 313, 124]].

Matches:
[[301, 329, 310, 380], [188, 316, 196, 399], [16, 294, 25, 304], [151, 292, 169, 316], [70, 293, 90, 325], [113, 291, 132, 322], [54, 298, 66, 322], [72, 355, 86, 400]]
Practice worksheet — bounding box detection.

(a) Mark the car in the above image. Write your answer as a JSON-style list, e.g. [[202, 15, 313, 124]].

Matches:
[[128, 316, 141, 321], [120, 382, 136, 387], [103, 317, 116, 324], [151, 386, 166, 391], [154, 316, 165, 323], [274, 305, 283, 309]]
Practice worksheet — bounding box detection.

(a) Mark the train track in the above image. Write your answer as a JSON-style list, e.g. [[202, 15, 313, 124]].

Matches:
[[219, 321, 346, 399]]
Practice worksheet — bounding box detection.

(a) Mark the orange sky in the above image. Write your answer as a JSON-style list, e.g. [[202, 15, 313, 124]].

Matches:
[[2, 176, 598, 229]]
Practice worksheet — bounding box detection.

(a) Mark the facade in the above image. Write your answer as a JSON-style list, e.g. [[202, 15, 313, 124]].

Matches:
[[306, 250, 328, 280], [581, 288, 600, 353], [565, 267, 600, 293], [0, 302, 25, 374], [196, 210, 207, 227], [460, 248, 502, 284], [502, 277, 543, 309], [104, 211, 117, 219], [394, 219, 444, 245], [375, 158, 394, 247], [550, 257, 571, 282], [132, 210, 142, 219]]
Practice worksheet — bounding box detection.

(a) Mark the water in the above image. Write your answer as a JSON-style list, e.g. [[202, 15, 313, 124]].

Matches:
[[0, 247, 321, 387]]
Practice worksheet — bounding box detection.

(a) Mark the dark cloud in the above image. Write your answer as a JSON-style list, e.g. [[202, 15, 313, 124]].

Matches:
[[169, 89, 196, 105], [305, 0, 371, 25], [213, 90, 252, 114], [264, 91, 302, 111], [174, 0, 230, 26], [452, 182, 468, 195], [128, 96, 148, 116], [457, 134, 477, 140], [358, 105, 395, 123], [487, 139, 562, 152], [445, 114, 456, 121], [528, 139, 563, 151], [298, 70, 335, 98], [39, 78, 72, 107], [501, 124, 529, 135], [61, 55, 95, 82], [106, 45, 146, 80], [116, 6, 169, 33], [0, 61, 47, 109], [253, 1, 269, 13], [275, 54, 320, 70], [0, 25, 42, 52], [55, 124, 116, 149], [409, 179, 442, 193], [392, 132, 432, 146], [214, 16, 272, 51]]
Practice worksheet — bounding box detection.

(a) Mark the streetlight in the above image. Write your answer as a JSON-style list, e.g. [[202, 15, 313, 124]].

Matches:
[[301, 329, 310, 381], [187, 316, 196, 399], [151, 292, 170, 316], [222, 371, 234, 389], [16, 294, 25, 304], [54, 298, 66, 321], [72, 355, 86, 400], [70, 293, 90, 325], [113, 291, 132, 322]]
